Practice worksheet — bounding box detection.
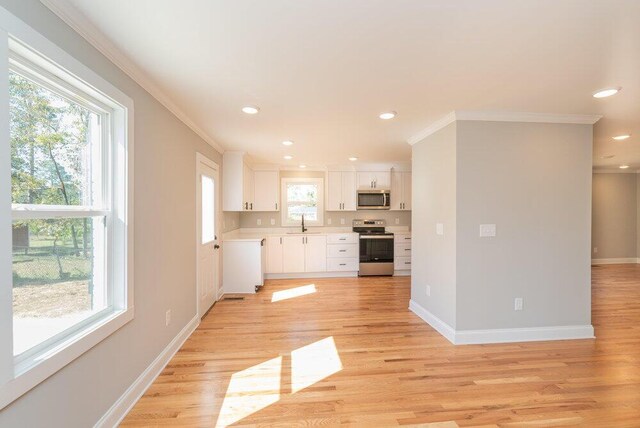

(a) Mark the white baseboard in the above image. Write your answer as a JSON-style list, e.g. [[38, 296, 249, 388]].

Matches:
[[591, 257, 639, 265], [94, 315, 200, 428], [264, 271, 358, 280], [409, 300, 594, 345], [393, 270, 411, 277], [409, 300, 456, 344]]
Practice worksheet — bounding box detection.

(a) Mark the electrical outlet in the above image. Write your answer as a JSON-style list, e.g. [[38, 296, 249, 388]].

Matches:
[[340, 218, 345, 225], [436, 223, 444, 236], [327, 218, 332, 225], [593, 247, 598, 254], [165, 309, 171, 326], [395, 217, 400, 225], [257, 218, 262, 226], [270, 218, 276, 226], [426, 285, 431, 297], [514, 298, 523, 311], [479, 224, 497, 237]]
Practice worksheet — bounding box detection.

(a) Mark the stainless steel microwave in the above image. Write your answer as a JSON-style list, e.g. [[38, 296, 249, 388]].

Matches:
[[357, 189, 391, 210]]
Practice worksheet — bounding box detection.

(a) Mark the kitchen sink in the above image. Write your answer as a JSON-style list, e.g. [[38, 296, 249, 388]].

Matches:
[[285, 231, 322, 234]]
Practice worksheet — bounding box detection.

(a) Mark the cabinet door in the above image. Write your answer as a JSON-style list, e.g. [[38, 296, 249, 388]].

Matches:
[[282, 236, 306, 273], [304, 235, 327, 272], [390, 171, 403, 210], [372, 171, 391, 189], [342, 172, 357, 211], [266, 236, 283, 273], [253, 171, 279, 211], [402, 172, 412, 210], [242, 162, 254, 210], [326, 171, 343, 211], [357, 172, 374, 189]]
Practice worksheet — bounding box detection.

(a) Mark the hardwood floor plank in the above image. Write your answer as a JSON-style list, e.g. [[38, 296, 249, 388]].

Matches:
[[121, 266, 640, 427]]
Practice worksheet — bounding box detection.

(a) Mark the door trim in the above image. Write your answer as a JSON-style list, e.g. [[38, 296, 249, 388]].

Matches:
[[195, 152, 221, 318]]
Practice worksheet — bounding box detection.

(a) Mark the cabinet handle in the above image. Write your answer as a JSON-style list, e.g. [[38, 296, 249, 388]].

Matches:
[[250, 202, 253, 210], [339, 249, 346, 252], [339, 263, 346, 266], [275, 202, 278, 210], [339, 238, 346, 241], [280, 237, 282, 244], [405, 261, 411, 265], [405, 248, 410, 251], [244, 202, 248, 210]]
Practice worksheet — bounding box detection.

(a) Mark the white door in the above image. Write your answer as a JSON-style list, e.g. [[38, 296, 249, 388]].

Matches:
[[253, 170, 279, 211], [282, 236, 306, 273], [266, 236, 284, 273], [390, 171, 403, 211], [304, 235, 327, 272], [196, 154, 220, 317], [403, 172, 412, 210], [326, 171, 343, 211], [342, 172, 357, 211]]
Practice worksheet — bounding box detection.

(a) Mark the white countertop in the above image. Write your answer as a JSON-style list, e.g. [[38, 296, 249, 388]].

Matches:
[[222, 226, 410, 242]]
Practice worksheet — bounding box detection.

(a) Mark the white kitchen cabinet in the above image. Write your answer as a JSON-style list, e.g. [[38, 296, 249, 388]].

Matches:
[[222, 238, 265, 293], [394, 232, 412, 275], [357, 171, 391, 189], [266, 236, 284, 273], [391, 171, 412, 211], [327, 171, 356, 211], [223, 151, 256, 211], [304, 235, 327, 272], [243, 162, 254, 210], [282, 236, 306, 273], [253, 170, 279, 211]]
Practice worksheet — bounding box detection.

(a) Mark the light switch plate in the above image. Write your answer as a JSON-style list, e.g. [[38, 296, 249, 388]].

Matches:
[[514, 298, 523, 311], [270, 218, 276, 226], [257, 219, 262, 226], [479, 224, 496, 237], [340, 218, 345, 225], [436, 223, 444, 236]]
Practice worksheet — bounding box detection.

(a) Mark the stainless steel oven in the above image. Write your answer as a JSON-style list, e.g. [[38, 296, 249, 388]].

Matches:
[[357, 189, 390, 210], [353, 219, 394, 276]]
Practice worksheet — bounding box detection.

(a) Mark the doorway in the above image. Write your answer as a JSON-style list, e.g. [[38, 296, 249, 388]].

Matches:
[[196, 153, 221, 318]]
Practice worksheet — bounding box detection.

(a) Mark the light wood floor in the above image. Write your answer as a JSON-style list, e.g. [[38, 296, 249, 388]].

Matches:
[[122, 265, 640, 427]]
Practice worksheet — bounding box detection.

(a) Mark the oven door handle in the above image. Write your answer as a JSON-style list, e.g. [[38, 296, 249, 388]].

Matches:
[[359, 235, 394, 240]]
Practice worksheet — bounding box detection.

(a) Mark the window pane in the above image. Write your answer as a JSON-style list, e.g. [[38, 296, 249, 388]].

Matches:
[[10, 70, 101, 207], [12, 217, 106, 356], [201, 174, 215, 244], [286, 183, 318, 222]]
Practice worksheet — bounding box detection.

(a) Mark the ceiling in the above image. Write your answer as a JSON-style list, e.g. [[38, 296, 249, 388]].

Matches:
[[45, 0, 640, 170]]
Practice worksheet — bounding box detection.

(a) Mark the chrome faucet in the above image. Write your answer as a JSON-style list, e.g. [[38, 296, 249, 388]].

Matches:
[[301, 214, 308, 233]]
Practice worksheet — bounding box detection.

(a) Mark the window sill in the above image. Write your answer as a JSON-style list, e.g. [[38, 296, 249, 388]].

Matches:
[[0, 306, 134, 410]]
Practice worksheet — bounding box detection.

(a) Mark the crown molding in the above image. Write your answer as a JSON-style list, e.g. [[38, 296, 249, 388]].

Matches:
[[408, 110, 603, 146], [39, 0, 225, 154]]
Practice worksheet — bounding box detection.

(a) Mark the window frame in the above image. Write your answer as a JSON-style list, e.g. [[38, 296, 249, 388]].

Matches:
[[280, 177, 324, 227], [0, 6, 134, 410]]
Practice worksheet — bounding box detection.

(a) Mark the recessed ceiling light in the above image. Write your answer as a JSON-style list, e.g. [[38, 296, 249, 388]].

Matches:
[[592, 87, 621, 98], [348, 157, 358, 161], [241, 106, 259, 114], [601, 154, 615, 159], [613, 134, 631, 141], [299, 164, 307, 168], [282, 140, 293, 146], [283, 155, 293, 160], [379, 111, 397, 120], [619, 165, 630, 169]]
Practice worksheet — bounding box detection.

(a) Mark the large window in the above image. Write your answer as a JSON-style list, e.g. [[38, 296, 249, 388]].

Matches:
[[281, 177, 324, 226], [0, 11, 133, 409]]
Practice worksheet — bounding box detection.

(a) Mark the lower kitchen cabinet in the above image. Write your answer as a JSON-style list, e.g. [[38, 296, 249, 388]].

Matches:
[[304, 235, 327, 272], [282, 236, 306, 273], [266, 236, 284, 273]]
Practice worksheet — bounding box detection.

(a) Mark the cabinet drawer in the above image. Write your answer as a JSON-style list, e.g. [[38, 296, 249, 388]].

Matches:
[[394, 233, 411, 244], [394, 256, 412, 270], [395, 243, 412, 256], [327, 233, 358, 244], [327, 244, 358, 258], [327, 257, 359, 272]]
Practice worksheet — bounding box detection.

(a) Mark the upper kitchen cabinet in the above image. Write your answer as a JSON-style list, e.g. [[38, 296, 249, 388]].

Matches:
[[253, 170, 280, 211], [390, 171, 411, 211], [357, 171, 391, 189], [223, 152, 279, 211], [327, 171, 356, 211]]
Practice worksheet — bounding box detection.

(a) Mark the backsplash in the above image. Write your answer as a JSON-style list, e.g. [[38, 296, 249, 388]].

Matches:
[[239, 210, 411, 228], [223, 211, 240, 232]]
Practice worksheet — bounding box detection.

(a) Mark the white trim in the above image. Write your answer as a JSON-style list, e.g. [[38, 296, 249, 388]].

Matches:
[[591, 258, 639, 265], [454, 325, 595, 345], [393, 271, 411, 276], [39, 0, 224, 154], [94, 315, 199, 428], [281, 177, 325, 227], [264, 272, 358, 280], [408, 110, 602, 145], [407, 112, 456, 145], [409, 300, 595, 345], [408, 300, 456, 344]]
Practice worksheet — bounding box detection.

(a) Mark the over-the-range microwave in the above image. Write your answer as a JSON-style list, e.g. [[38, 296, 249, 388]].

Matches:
[[357, 189, 391, 210]]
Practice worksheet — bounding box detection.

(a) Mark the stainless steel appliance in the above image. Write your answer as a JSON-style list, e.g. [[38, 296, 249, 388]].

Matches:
[[356, 189, 391, 210], [353, 219, 394, 276]]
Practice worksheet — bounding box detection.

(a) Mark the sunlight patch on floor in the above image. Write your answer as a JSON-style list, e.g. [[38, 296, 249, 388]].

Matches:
[[215, 356, 282, 428], [291, 336, 342, 393], [271, 284, 317, 302]]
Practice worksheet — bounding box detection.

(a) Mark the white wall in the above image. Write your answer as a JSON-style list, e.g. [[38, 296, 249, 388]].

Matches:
[[0, 1, 222, 426], [411, 123, 457, 328]]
